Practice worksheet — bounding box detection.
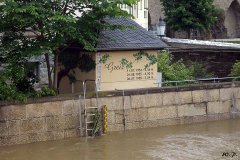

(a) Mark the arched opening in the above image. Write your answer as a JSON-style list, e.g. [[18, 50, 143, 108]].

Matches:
[[225, 0, 240, 38]]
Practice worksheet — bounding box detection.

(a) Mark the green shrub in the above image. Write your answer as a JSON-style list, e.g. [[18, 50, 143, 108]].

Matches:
[[231, 61, 240, 77], [188, 62, 214, 78], [36, 87, 57, 98], [157, 50, 193, 82], [0, 75, 27, 101], [157, 51, 214, 86]]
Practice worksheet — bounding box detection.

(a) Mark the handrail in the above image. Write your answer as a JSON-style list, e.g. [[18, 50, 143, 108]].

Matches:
[[154, 76, 240, 86]]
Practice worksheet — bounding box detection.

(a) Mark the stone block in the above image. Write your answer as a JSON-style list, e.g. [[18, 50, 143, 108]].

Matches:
[[125, 122, 144, 130], [0, 106, 8, 121], [143, 119, 179, 128], [0, 135, 19, 146], [125, 108, 148, 122], [26, 103, 45, 118], [179, 115, 207, 125], [207, 113, 231, 121], [99, 97, 123, 111], [27, 133, 46, 143], [162, 92, 177, 106], [64, 129, 79, 138], [178, 104, 206, 117], [123, 96, 131, 109], [64, 116, 79, 130], [8, 120, 20, 136], [107, 111, 115, 125], [233, 87, 240, 99], [177, 91, 192, 104], [220, 88, 232, 101], [46, 116, 65, 131], [207, 101, 231, 114], [45, 131, 64, 141], [107, 124, 124, 132], [17, 134, 29, 145], [144, 93, 163, 107], [20, 118, 45, 133], [235, 99, 240, 111], [192, 90, 207, 103], [148, 106, 177, 120], [7, 105, 26, 120], [63, 100, 79, 115], [206, 89, 220, 102], [44, 102, 62, 116], [131, 95, 146, 108], [115, 110, 124, 124], [0, 122, 8, 136]]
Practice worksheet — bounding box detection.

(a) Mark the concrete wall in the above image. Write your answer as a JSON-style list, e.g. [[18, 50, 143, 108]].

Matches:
[[1, 85, 240, 146]]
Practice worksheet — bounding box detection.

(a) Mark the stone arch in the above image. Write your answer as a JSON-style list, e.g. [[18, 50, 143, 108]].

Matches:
[[225, 0, 240, 38]]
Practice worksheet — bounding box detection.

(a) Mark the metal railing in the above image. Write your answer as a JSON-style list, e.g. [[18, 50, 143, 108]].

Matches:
[[155, 76, 240, 87]]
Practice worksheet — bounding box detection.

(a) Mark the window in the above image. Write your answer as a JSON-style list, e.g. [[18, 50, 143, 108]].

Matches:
[[144, 10, 148, 18], [139, 0, 143, 10], [144, 0, 148, 9]]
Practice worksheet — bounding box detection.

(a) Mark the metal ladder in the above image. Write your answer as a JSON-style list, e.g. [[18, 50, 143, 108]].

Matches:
[[83, 80, 99, 137]]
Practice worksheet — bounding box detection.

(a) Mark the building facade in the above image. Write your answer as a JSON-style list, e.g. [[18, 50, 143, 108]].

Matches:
[[119, 0, 149, 30]]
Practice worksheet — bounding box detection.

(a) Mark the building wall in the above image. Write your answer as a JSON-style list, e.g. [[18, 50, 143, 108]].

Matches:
[[171, 51, 240, 77], [59, 50, 159, 93], [149, 0, 240, 38], [120, 0, 149, 30], [1, 84, 240, 146], [96, 50, 158, 91]]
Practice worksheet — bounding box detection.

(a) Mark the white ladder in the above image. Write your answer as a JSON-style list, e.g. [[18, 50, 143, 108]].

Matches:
[[83, 80, 99, 137]]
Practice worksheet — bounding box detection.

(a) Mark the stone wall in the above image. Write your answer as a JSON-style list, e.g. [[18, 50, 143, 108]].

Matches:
[[101, 87, 240, 132], [0, 100, 81, 146], [1, 84, 240, 146]]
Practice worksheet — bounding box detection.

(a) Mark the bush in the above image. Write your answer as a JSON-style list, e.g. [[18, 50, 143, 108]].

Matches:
[[157, 51, 214, 85], [231, 61, 240, 77], [0, 75, 27, 101], [157, 50, 193, 82], [188, 62, 214, 78], [36, 87, 57, 98]]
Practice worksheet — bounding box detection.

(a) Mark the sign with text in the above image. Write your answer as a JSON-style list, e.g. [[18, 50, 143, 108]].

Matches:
[[98, 51, 158, 91]]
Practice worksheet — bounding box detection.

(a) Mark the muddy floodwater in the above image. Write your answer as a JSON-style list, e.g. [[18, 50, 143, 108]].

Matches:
[[1, 119, 240, 160]]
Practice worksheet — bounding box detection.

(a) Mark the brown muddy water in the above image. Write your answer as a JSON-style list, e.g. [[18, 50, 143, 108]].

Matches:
[[1, 119, 240, 160]]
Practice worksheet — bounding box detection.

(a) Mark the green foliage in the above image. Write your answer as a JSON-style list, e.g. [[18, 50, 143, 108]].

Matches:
[[188, 62, 214, 79], [157, 50, 193, 82], [121, 50, 158, 69], [36, 87, 57, 98], [92, 109, 101, 136], [157, 50, 213, 85], [161, 0, 217, 33], [0, 0, 139, 100], [231, 61, 240, 77], [0, 73, 27, 101]]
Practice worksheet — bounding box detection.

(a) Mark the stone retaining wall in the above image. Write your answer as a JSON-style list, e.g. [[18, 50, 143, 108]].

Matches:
[[1, 86, 240, 146]]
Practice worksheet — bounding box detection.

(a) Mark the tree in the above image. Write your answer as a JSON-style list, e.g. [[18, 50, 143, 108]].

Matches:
[[161, 0, 217, 38], [0, 0, 138, 92]]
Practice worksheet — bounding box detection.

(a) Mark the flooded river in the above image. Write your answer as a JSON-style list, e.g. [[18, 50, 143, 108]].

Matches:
[[1, 119, 240, 160]]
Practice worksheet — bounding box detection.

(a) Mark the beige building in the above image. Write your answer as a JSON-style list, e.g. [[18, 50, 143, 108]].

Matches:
[[148, 0, 240, 38], [59, 18, 167, 94]]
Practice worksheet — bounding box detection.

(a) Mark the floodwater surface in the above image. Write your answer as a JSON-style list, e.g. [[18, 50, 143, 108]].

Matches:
[[1, 119, 240, 160]]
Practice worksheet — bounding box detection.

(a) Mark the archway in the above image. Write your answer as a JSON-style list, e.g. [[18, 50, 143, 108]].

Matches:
[[225, 0, 240, 38]]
